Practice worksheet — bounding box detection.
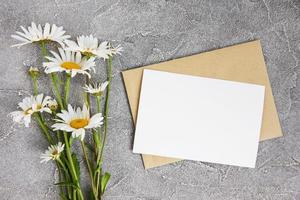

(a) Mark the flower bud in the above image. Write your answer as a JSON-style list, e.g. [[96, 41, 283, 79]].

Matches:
[[28, 66, 40, 77]]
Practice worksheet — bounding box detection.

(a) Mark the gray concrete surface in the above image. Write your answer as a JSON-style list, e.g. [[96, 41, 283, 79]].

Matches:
[[0, 0, 300, 199]]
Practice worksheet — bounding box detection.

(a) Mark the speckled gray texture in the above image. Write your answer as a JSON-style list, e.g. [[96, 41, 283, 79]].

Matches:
[[0, 0, 300, 199]]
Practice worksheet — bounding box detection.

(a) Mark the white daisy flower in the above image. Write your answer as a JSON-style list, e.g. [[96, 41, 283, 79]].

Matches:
[[32, 93, 52, 113], [52, 104, 103, 141], [83, 81, 109, 96], [64, 35, 111, 59], [43, 48, 96, 78], [11, 22, 70, 48], [9, 96, 34, 127], [109, 44, 123, 56], [47, 99, 58, 111], [40, 142, 65, 163], [9, 94, 51, 127]]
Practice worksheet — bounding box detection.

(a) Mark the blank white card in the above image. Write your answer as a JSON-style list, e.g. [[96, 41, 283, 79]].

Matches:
[[133, 69, 265, 168]]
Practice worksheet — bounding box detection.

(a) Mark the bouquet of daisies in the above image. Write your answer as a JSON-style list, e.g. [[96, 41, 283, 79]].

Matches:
[[10, 22, 122, 200]]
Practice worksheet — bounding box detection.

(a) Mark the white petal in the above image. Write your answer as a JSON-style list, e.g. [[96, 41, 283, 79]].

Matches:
[[44, 23, 50, 37], [52, 123, 74, 132], [72, 128, 85, 140], [86, 113, 103, 129]]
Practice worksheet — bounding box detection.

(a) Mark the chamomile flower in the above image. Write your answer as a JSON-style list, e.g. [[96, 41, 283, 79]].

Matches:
[[9, 96, 34, 127], [32, 93, 52, 113], [9, 94, 51, 127], [64, 35, 111, 59], [52, 104, 103, 141], [43, 48, 96, 78], [83, 81, 109, 96], [40, 142, 65, 163], [47, 99, 58, 111], [11, 22, 70, 48]]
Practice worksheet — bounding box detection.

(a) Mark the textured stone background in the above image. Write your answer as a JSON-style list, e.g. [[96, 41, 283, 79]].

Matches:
[[0, 0, 300, 199]]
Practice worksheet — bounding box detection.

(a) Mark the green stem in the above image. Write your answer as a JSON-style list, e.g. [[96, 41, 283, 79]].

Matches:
[[39, 42, 64, 110], [34, 113, 53, 144], [32, 76, 38, 95], [40, 41, 47, 59], [81, 141, 97, 198], [98, 56, 112, 197], [59, 153, 75, 199], [83, 92, 89, 106], [94, 95, 102, 193], [73, 190, 77, 200], [56, 159, 72, 198], [51, 73, 64, 110], [69, 136, 73, 146], [86, 76, 91, 108], [55, 162, 64, 196], [64, 73, 71, 107], [96, 95, 102, 145], [63, 133, 77, 181], [56, 130, 62, 143], [99, 56, 112, 163], [63, 133, 84, 200], [57, 158, 69, 174], [96, 95, 101, 113]]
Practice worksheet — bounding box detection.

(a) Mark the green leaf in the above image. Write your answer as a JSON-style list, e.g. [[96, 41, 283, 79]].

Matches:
[[55, 182, 79, 190], [72, 153, 80, 182], [100, 172, 111, 194]]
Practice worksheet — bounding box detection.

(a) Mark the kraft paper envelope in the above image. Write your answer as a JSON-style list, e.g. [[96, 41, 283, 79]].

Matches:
[[122, 40, 282, 169]]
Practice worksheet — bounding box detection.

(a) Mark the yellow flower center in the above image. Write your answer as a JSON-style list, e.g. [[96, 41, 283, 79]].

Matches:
[[36, 104, 42, 110], [82, 51, 94, 57], [70, 119, 89, 129], [50, 105, 57, 110], [24, 108, 33, 115], [51, 149, 60, 160], [61, 62, 81, 70], [52, 149, 58, 156]]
